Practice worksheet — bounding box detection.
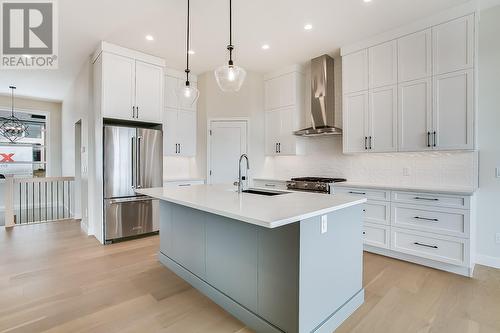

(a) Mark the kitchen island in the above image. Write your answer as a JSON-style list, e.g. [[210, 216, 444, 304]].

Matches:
[[137, 185, 366, 333]]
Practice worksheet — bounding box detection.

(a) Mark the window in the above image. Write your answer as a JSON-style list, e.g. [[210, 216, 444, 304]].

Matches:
[[0, 110, 47, 178]]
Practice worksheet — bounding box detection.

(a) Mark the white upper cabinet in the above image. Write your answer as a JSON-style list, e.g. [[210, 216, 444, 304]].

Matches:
[[398, 78, 432, 151], [177, 110, 197, 156], [100, 51, 164, 123], [135, 60, 163, 123], [165, 75, 180, 109], [343, 91, 369, 153], [163, 71, 198, 157], [343, 49, 369, 94], [163, 108, 178, 155], [369, 41, 397, 89], [433, 69, 473, 150], [342, 11, 476, 153], [398, 29, 432, 82], [264, 67, 304, 156], [102, 53, 136, 120], [264, 72, 297, 110], [432, 15, 474, 75], [369, 86, 398, 152]]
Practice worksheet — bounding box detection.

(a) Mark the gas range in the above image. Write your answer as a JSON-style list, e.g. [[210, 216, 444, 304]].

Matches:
[[286, 177, 347, 194]]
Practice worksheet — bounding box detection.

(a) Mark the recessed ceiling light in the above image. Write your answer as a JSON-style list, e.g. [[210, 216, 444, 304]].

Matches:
[[304, 24, 313, 31], [188, 50, 195, 55], [145, 35, 154, 41], [363, 0, 372, 2], [261, 44, 270, 50]]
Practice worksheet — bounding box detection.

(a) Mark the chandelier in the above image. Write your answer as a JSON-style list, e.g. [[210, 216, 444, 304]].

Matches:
[[0, 86, 29, 143]]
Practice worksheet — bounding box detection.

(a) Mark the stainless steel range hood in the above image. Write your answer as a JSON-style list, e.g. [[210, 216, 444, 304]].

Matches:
[[294, 54, 342, 136]]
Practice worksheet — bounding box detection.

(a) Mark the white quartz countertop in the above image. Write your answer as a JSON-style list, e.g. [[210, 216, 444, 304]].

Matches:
[[335, 182, 476, 196], [136, 184, 366, 229], [253, 178, 476, 196]]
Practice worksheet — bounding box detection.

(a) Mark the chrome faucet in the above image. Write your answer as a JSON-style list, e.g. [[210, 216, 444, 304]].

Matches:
[[237, 154, 250, 193]]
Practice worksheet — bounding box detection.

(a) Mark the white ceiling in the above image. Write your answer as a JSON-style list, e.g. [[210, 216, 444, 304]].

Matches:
[[0, 0, 472, 101]]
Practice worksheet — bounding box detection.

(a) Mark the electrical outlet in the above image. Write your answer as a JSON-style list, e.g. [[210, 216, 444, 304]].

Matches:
[[496, 233, 500, 244], [403, 167, 411, 177], [321, 215, 328, 234]]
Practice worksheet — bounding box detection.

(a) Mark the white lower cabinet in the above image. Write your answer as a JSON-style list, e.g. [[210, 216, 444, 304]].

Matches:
[[253, 179, 288, 191], [392, 203, 469, 238], [363, 223, 390, 249], [336, 185, 474, 276], [391, 227, 468, 267]]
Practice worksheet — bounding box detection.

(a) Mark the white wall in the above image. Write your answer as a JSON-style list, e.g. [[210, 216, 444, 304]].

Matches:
[[61, 60, 92, 234], [475, 4, 500, 265], [194, 71, 266, 181]]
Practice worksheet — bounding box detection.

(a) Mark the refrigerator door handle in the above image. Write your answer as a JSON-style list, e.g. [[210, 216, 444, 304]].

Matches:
[[131, 137, 135, 188], [137, 136, 142, 188], [109, 197, 154, 204]]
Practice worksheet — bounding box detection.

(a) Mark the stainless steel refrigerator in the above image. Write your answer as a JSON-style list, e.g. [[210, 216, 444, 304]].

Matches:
[[103, 125, 162, 243]]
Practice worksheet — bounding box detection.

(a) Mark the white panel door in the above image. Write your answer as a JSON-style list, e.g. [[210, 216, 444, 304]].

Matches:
[[163, 108, 178, 156], [209, 121, 248, 185], [433, 15, 474, 75], [102, 53, 135, 120], [264, 78, 280, 110], [369, 40, 397, 89], [278, 73, 296, 108], [265, 110, 280, 155], [135, 60, 163, 123], [342, 49, 369, 94], [398, 29, 432, 82], [165, 75, 180, 109], [343, 91, 369, 153], [369, 85, 398, 152], [433, 69, 473, 150], [398, 78, 432, 151], [177, 110, 197, 156], [278, 106, 297, 155]]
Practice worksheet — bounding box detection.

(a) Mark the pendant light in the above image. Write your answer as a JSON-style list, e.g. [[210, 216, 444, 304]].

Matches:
[[0, 86, 28, 143], [214, 0, 246, 92], [176, 0, 199, 107]]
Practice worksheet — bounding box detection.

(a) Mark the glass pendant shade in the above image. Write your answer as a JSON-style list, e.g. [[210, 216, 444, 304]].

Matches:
[[176, 83, 199, 108], [214, 64, 246, 92]]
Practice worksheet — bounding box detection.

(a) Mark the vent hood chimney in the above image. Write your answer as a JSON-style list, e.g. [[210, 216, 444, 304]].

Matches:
[[294, 54, 342, 136]]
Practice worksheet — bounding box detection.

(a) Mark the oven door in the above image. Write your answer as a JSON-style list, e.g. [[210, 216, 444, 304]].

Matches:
[[104, 196, 159, 241]]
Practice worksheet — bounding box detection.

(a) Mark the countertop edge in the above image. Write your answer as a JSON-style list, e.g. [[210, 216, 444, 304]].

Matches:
[[137, 188, 367, 228], [252, 178, 476, 196]]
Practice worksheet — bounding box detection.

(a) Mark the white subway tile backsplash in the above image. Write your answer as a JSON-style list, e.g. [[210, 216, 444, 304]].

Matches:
[[261, 137, 477, 188]]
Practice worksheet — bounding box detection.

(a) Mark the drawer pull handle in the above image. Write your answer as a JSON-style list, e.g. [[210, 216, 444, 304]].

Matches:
[[349, 191, 367, 195], [265, 184, 276, 187], [178, 184, 191, 187], [414, 197, 439, 201], [414, 216, 439, 222], [413, 242, 438, 249]]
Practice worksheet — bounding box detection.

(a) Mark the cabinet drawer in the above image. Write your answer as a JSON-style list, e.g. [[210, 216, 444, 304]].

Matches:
[[335, 187, 390, 201], [163, 180, 205, 187], [253, 180, 287, 191], [391, 228, 468, 266], [392, 191, 470, 209], [392, 204, 469, 238], [363, 223, 390, 249], [363, 200, 390, 225]]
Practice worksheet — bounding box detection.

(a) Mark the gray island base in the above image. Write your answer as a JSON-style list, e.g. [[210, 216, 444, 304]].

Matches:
[[158, 201, 364, 333]]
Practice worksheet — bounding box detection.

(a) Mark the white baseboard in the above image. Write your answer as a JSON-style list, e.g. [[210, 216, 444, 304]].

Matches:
[[476, 254, 500, 269]]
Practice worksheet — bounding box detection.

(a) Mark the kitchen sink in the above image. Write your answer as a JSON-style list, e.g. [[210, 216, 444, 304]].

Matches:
[[241, 188, 289, 196]]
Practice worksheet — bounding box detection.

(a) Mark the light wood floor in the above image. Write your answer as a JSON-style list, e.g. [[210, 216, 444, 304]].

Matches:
[[0, 221, 499, 333]]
